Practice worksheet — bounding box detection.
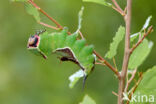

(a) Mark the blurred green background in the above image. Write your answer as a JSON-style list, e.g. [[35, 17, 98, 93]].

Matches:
[[0, 0, 156, 104]]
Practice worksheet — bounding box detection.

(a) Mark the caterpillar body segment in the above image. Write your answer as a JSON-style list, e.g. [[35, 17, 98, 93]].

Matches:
[[27, 29, 95, 76]]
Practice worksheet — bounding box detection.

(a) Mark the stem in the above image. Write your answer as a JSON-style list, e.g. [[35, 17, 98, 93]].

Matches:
[[126, 73, 143, 104], [94, 51, 120, 79], [39, 22, 59, 30], [113, 57, 118, 71], [28, 0, 63, 29], [112, 0, 125, 16], [112, 91, 119, 97], [95, 62, 106, 65], [124, 68, 137, 92], [112, 0, 123, 12], [118, 0, 132, 104], [112, 6, 124, 16], [78, 30, 85, 39], [130, 26, 153, 54]]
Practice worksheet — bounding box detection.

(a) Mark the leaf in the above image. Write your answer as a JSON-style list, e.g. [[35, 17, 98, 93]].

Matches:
[[79, 95, 96, 104], [13, 0, 40, 22], [24, 3, 40, 22], [76, 6, 84, 33], [130, 66, 156, 104], [128, 39, 153, 69], [105, 26, 125, 59], [83, 0, 112, 7], [141, 16, 152, 31], [130, 16, 152, 42], [69, 70, 85, 88], [130, 32, 140, 42]]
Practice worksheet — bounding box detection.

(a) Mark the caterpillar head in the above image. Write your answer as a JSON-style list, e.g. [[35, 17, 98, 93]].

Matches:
[[28, 35, 39, 47], [27, 34, 48, 59]]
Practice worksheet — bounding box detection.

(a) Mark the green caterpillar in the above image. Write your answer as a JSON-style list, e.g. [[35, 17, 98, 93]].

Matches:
[[27, 29, 95, 86]]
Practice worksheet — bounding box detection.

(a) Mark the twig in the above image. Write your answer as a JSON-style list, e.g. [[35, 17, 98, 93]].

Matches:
[[124, 7, 127, 14], [126, 72, 143, 104], [78, 32, 120, 79], [95, 62, 105, 66], [96, 54, 120, 79], [130, 73, 143, 94], [124, 68, 137, 92], [112, 0, 125, 16], [112, 0, 123, 12], [28, 0, 63, 29], [77, 30, 120, 78], [112, 91, 119, 97], [113, 57, 118, 71], [130, 26, 153, 54], [112, 6, 124, 16], [77, 28, 120, 78], [27, 0, 120, 79], [78, 30, 85, 39], [118, 0, 132, 104], [39, 22, 59, 30]]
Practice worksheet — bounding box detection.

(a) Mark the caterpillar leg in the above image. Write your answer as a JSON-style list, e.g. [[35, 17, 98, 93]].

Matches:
[[82, 74, 88, 91]]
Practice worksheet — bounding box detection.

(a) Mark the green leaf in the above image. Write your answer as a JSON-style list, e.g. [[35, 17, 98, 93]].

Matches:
[[79, 95, 96, 104], [13, 0, 40, 22], [83, 0, 112, 7], [69, 70, 84, 88], [130, 66, 156, 104], [24, 3, 40, 22], [128, 39, 153, 69], [105, 26, 125, 59]]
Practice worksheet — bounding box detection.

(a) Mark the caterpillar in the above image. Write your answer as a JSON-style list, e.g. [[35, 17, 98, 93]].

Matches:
[[27, 29, 95, 86]]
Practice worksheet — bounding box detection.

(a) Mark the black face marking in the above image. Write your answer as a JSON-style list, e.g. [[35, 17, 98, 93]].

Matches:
[[28, 36, 38, 47]]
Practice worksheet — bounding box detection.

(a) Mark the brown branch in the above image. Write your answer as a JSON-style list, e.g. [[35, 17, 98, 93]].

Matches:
[[28, 0, 120, 79], [118, 0, 132, 104], [78, 32, 120, 78], [112, 6, 124, 16], [126, 73, 143, 104], [28, 0, 63, 29], [77, 30, 119, 78], [124, 7, 127, 14], [39, 22, 59, 30], [77, 30, 120, 78], [95, 52, 120, 79], [112, 0, 123, 12], [78, 30, 85, 39], [112, 91, 119, 97], [130, 26, 153, 54], [124, 68, 137, 92], [113, 57, 118, 71], [95, 62, 106, 65], [131, 73, 143, 94], [112, 0, 125, 16]]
